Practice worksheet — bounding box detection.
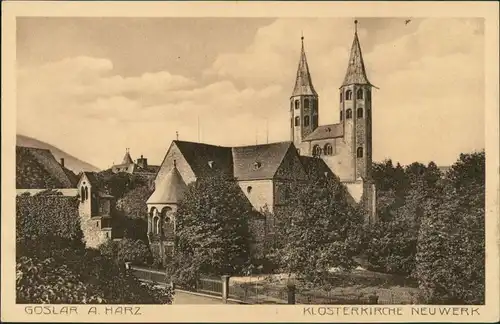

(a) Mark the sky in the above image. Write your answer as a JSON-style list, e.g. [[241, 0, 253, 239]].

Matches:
[[16, 17, 485, 169]]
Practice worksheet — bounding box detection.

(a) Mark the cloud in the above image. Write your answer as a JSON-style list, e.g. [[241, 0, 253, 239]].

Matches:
[[17, 18, 484, 169]]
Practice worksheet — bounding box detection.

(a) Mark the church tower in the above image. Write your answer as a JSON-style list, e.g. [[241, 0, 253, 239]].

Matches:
[[340, 20, 374, 181], [290, 36, 319, 151]]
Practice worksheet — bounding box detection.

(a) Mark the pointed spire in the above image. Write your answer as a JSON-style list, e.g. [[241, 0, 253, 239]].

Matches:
[[121, 148, 133, 165], [342, 20, 372, 87], [291, 35, 318, 97]]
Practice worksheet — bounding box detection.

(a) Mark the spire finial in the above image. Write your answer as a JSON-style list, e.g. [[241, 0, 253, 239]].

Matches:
[[301, 30, 304, 41], [354, 19, 358, 34], [176, 131, 179, 141]]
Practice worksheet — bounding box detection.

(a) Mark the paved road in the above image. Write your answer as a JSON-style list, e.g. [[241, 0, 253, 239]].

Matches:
[[173, 290, 223, 304]]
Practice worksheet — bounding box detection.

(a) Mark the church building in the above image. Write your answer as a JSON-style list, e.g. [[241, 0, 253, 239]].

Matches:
[[146, 21, 378, 261]]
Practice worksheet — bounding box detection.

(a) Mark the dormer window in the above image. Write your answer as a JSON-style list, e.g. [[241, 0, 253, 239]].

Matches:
[[253, 161, 262, 170], [247, 186, 253, 194], [208, 161, 214, 168]]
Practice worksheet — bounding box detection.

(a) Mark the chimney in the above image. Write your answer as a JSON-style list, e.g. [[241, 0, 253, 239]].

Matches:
[[60, 158, 65, 168]]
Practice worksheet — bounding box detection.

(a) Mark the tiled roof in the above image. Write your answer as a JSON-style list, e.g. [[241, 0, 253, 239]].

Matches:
[[291, 38, 318, 97], [299, 156, 336, 179], [147, 165, 187, 204], [303, 123, 343, 141], [82, 171, 100, 188], [342, 32, 372, 87], [174, 141, 234, 179], [16, 146, 75, 189], [232, 142, 293, 181]]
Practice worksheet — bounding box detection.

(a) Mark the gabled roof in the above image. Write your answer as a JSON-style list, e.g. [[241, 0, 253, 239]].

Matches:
[[16, 146, 75, 189], [82, 171, 100, 187], [147, 165, 187, 204], [232, 142, 293, 181], [342, 23, 372, 87], [299, 156, 336, 179], [303, 123, 344, 141], [291, 37, 318, 97], [174, 141, 234, 179]]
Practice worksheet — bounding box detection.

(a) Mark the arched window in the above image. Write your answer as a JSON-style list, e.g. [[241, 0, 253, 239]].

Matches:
[[346, 90, 353, 100], [312, 115, 318, 126], [81, 187, 85, 202], [164, 217, 175, 239], [304, 98, 310, 109], [304, 115, 310, 127], [295, 100, 300, 110], [340, 92, 343, 102], [84, 187, 89, 201], [313, 145, 322, 157], [357, 88, 364, 100], [295, 116, 300, 126], [153, 216, 159, 235], [340, 111, 343, 121], [346, 109, 353, 119], [357, 108, 363, 118], [324, 144, 333, 156], [357, 147, 364, 158]]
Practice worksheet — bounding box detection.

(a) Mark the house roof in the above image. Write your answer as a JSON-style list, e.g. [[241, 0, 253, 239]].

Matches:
[[232, 142, 293, 180], [82, 171, 100, 187], [121, 150, 134, 165], [16, 146, 76, 189], [303, 123, 344, 141], [291, 37, 318, 97], [174, 141, 234, 179], [299, 156, 336, 179], [147, 165, 188, 204], [342, 26, 372, 87]]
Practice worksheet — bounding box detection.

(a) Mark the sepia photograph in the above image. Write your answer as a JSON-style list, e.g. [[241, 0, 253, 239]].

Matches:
[[2, 1, 499, 323]]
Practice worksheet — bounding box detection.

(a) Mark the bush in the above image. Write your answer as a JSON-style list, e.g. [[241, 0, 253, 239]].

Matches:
[[99, 238, 153, 266]]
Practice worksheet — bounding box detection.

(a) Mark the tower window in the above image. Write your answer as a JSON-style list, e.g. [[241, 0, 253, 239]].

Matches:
[[346, 90, 353, 100], [340, 92, 343, 102], [295, 100, 300, 110], [340, 111, 343, 121], [357, 108, 364, 118], [312, 115, 318, 126], [346, 109, 353, 119], [304, 98, 310, 109], [295, 116, 300, 126], [84, 187, 89, 201], [357, 147, 364, 158], [153, 216, 160, 235], [313, 145, 322, 157], [357, 89, 364, 100], [81, 187, 85, 202], [304, 115, 310, 127], [324, 143, 333, 156]]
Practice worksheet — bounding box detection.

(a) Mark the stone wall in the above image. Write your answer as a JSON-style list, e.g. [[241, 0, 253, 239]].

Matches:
[[237, 180, 274, 212]]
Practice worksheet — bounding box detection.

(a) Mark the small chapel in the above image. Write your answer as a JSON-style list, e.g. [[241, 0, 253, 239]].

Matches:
[[146, 21, 377, 262]]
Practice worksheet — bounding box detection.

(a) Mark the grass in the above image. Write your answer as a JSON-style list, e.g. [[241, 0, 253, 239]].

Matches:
[[230, 269, 421, 304]]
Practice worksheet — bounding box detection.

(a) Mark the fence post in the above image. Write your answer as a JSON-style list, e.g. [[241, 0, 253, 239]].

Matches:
[[287, 281, 296, 305], [221, 275, 230, 304]]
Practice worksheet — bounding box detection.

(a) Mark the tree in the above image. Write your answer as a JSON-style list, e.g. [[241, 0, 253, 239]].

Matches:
[[99, 238, 153, 266], [272, 176, 364, 283], [169, 176, 253, 287], [415, 151, 485, 304]]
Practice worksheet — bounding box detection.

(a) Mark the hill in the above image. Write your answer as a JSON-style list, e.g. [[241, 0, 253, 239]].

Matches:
[[16, 134, 100, 173]]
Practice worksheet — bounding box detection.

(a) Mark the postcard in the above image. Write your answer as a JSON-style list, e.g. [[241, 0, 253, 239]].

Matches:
[[1, 1, 499, 322]]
